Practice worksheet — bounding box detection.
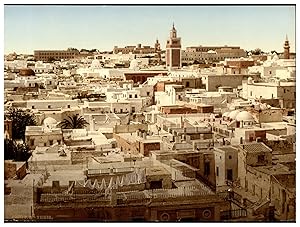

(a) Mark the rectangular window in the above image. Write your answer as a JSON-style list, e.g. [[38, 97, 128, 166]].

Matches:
[[30, 139, 35, 146], [57, 140, 61, 145], [150, 180, 162, 189], [147, 92, 150, 96], [216, 167, 219, 177], [258, 154, 265, 163], [204, 162, 210, 176], [49, 140, 53, 146], [48, 105, 51, 109], [227, 169, 233, 181], [67, 105, 70, 108]]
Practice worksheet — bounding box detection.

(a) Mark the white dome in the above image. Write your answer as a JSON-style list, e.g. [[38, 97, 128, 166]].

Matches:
[[236, 111, 254, 122], [43, 117, 57, 128], [222, 112, 230, 117], [91, 59, 101, 69], [228, 109, 241, 120], [129, 59, 139, 70]]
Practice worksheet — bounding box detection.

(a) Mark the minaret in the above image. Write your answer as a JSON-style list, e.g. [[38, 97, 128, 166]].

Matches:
[[154, 38, 161, 62], [166, 23, 182, 69], [283, 35, 290, 59]]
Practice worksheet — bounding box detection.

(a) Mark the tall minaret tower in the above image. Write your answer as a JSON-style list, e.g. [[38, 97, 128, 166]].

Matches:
[[283, 35, 290, 59], [166, 23, 182, 69], [154, 38, 161, 61]]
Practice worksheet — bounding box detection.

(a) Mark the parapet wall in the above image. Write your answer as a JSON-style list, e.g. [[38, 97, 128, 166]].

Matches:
[[113, 124, 148, 134]]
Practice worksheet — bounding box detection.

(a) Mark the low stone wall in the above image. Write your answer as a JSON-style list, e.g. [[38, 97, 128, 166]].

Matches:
[[71, 150, 106, 164], [16, 163, 27, 179], [4, 162, 17, 179], [113, 124, 148, 134], [4, 161, 27, 180]]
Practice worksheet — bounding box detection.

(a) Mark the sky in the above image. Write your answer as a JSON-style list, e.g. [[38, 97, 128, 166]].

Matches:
[[4, 5, 296, 54]]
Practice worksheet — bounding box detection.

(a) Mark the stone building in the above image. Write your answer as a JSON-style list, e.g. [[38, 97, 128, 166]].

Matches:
[[32, 158, 230, 221], [182, 45, 246, 64], [34, 49, 80, 61], [213, 146, 238, 190], [113, 40, 161, 55], [113, 130, 161, 157], [25, 117, 63, 150], [242, 80, 296, 109]]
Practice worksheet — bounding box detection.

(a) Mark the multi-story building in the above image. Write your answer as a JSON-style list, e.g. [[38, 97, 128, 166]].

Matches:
[[242, 80, 296, 109], [113, 40, 161, 55], [182, 45, 246, 64], [34, 49, 80, 61]]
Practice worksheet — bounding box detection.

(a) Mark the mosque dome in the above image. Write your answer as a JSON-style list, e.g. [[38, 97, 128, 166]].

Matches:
[[43, 117, 58, 128], [129, 58, 139, 71], [228, 109, 241, 120], [236, 111, 255, 122], [19, 68, 35, 77], [91, 59, 102, 69]]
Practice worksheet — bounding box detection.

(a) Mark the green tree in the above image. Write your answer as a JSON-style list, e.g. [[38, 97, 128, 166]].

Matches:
[[5, 107, 37, 141], [59, 114, 89, 129]]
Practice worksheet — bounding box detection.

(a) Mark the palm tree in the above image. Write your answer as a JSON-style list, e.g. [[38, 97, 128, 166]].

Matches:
[[59, 114, 89, 129]]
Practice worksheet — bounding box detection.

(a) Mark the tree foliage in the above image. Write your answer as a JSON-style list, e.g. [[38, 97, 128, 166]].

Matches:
[[5, 107, 37, 140], [250, 48, 264, 55], [4, 139, 31, 161], [59, 114, 89, 129]]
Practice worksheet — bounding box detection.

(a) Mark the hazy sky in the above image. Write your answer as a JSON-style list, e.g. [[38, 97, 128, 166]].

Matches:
[[4, 5, 296, 54]]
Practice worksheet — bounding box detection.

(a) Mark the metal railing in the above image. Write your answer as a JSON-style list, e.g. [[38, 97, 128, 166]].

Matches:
[[220, 209, 247, 220]]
